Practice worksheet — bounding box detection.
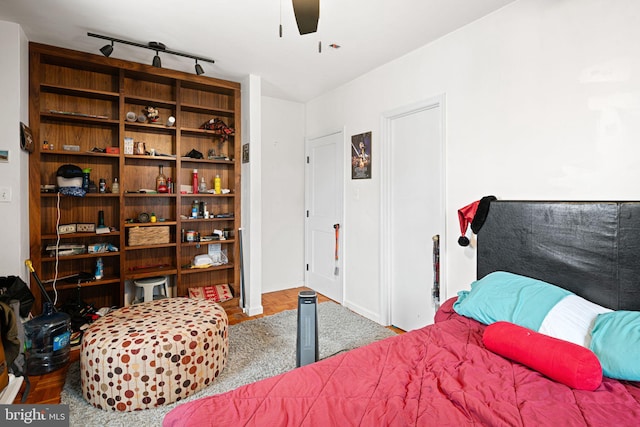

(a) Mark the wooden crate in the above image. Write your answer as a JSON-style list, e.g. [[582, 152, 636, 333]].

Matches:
[[128, 226, 170, 246]]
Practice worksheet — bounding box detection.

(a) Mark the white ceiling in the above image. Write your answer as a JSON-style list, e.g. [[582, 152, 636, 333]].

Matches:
[[0, 0, 516, 102]]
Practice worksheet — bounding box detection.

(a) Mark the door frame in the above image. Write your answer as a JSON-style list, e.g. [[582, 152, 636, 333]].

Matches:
[[379, 95, 447, 326], [304, 128, 345, 303]]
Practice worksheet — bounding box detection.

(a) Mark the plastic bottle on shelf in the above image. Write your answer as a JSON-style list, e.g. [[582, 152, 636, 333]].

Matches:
[[192, 169, 199, 194], [111, 177, 119, 194], [82, 168, 91, 192], [214, 174, 221, 194], [199, 176, 207, 193], [156, 165, 167, 193], [192, 200, 199, 218], [95, 257, 103, 280]]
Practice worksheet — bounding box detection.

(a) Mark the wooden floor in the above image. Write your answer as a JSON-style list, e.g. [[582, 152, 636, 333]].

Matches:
[[13, 287, 398, 404]]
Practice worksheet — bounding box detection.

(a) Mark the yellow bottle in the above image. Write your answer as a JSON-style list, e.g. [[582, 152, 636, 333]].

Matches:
[[214, 174, 221, 194]]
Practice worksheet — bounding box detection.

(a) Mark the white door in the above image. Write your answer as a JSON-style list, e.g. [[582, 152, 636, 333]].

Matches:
[[383, 98, 444, 331], [305, 131, 344, 303]]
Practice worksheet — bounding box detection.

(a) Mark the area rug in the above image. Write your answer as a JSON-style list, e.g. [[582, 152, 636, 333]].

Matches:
[[61, 301, 397, 426]]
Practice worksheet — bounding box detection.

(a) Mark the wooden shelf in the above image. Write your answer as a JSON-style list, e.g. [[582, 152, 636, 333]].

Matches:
[[40, 251, 120, 262], [125, 267, 178, 280], [124, 121, 177, 132], [180, 126, 235, 137], [40, 111, 119, 125], [124, 95, 177, 109], [124, 221, 177, 227], [40, 192, 120, 199], [180, 217, 234, 223], [124, 242, 177, 251], [40, 83, 119, 100], [181, 239, 235, 247], [41, 231, 121, 239], [180, 103, 234, 116], [180, 263, 235, 274], [29, 42, 241, 313], [44, 277, 120, 291], [40, 150, 121, 159], [123, 192, 177, 198], [179, 157, 234, 165]]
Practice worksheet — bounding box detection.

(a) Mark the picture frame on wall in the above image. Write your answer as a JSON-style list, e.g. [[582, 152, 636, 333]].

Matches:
[[20, 122, 34, 153], [351, 131, 371, 179], [242, 143, 250, 163]]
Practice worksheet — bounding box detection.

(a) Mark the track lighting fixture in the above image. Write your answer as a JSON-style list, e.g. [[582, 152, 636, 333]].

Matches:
[[88, 32, 215, 75], [100, 41, 114, 57], [152, 52, 162, 68], [194, 60, 205, 76]]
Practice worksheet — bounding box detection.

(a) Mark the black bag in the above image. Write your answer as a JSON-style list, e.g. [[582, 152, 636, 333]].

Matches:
[[0, 276, 35, 318], [185, 148, 204, 159]]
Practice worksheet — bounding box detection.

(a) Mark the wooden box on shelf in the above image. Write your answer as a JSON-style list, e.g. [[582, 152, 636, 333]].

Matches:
[[128, 226, 170, 246]]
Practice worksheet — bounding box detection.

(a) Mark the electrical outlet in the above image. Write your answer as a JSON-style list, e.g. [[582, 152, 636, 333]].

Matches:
[[77, 223, 95, 232], [0, 186, 10, 202], [57, 224, 77, 234]]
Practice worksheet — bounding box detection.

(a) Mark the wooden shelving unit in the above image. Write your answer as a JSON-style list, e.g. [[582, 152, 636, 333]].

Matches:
[[28, 43, 241, 314]]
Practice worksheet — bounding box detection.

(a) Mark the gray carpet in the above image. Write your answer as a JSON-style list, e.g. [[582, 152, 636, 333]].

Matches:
[[61, 301, 397, 426]]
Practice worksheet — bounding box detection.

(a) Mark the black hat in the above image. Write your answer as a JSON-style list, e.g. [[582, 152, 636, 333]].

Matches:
[[56, 164, 83, 178]]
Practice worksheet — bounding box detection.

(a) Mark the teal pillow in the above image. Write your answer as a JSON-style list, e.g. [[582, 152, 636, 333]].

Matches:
[[453, 271, 572, 330], [589, 311, 640, 381]]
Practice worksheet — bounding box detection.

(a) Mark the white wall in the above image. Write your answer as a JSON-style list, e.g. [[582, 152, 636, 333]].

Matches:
[[305, 0, 640, 322], [0, 21, 29, 281], [241, 74, 264, 316], [261, 96, 306, 293]]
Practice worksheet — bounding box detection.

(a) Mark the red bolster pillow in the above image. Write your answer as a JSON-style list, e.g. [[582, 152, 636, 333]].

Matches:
[[483, 321, 602, 391]]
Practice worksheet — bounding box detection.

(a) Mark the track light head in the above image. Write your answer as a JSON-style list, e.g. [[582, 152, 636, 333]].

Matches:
[[152, 52, 161, 68], [195, 61, 204, 76], [100, 41, 114, 57]]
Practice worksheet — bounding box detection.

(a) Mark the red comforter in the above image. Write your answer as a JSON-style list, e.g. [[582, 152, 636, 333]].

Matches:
[[163, 300, 640, 426]]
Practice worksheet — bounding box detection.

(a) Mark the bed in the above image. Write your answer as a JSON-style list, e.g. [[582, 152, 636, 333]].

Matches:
[[163, 201, 640, 426]]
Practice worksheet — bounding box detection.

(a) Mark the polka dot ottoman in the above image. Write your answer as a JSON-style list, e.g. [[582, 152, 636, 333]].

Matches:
[[80, 297, 228, 411]]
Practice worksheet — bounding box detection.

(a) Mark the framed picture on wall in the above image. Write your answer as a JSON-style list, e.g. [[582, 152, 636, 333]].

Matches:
[[242, 143, 250, 163], [351, 131, 371, 179], [20, 122, 34, 153]]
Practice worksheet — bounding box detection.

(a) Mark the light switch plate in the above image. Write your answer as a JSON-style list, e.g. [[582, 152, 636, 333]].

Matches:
[[0, 186, 10, 202]]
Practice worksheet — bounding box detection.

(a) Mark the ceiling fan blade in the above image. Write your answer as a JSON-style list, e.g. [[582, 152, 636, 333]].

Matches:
[[292, 0, 319, 35]]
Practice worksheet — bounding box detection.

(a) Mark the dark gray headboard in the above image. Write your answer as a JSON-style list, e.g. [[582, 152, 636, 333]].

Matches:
[[477, 201, 640, 311]]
